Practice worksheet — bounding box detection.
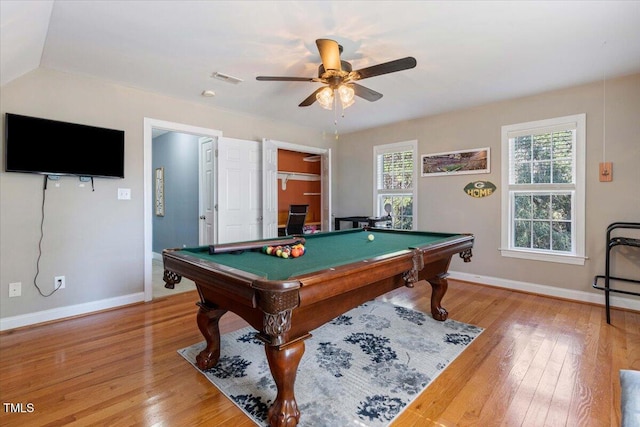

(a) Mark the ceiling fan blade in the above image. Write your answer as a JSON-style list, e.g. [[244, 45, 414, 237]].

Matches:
[[352, 83, 383, 102], [299, 87, 325, 107], [316, 39, 342, 72], [256, 76, 315, 82], [353, 57, 417, 80]]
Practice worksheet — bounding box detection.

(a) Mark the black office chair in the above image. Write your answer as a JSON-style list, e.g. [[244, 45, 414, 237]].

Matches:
[[284, 204, 308, 235]]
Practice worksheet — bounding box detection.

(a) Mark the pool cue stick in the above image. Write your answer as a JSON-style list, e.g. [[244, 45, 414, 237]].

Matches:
[[209, 237, 306, 254]]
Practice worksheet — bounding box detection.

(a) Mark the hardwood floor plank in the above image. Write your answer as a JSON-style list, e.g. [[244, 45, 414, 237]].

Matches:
[[521, 335, 568, 426], [435, 292, 526, 424], [1, 281, 637, 427], [455, 295, 542, 425]]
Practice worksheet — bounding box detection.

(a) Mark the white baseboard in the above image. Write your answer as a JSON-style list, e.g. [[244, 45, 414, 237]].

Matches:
[[0, 292, 145, 331], [2, 272, 637, 332], [449, 271, 640, 312]]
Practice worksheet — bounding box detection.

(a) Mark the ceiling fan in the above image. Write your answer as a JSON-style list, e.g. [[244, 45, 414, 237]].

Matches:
[[256, 39, 417, 110]]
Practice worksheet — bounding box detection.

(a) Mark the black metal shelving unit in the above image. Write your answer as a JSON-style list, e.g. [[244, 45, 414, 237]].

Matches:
[[592, 222, 640, 324]]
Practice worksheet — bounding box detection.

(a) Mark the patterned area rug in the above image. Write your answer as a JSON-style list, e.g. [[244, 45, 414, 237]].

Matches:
[[621, 369, 640, 427], [178, 300, 483, 426]]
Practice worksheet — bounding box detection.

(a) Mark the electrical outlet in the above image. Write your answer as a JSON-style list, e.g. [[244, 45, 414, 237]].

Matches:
[[55, 276, 65, 289], [9, 282, 21, 297]]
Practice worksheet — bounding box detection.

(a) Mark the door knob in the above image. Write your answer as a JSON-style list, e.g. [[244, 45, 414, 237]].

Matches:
[[199, 215, 206, 220]]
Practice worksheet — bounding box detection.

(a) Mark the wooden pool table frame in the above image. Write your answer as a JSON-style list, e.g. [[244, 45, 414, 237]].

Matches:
[[163, 229, 473, 427]]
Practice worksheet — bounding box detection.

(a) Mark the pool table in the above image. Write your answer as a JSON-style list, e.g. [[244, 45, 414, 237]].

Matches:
[[163, 228, 473, 427]]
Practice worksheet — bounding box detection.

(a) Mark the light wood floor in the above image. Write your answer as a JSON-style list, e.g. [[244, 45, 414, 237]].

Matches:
[[1, 280, 638, 426]]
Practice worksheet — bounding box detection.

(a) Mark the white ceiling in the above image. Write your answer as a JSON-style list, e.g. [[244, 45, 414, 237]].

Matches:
[[2, 0, 639, 134]]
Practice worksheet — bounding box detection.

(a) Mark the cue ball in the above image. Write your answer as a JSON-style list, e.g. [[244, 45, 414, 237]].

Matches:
[[368, 234, 375, 241]]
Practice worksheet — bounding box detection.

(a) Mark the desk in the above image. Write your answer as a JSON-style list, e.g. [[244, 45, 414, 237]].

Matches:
[[163, 228, 474, 426], [334, 215, 388, 230], [277, 221, 321, 236]]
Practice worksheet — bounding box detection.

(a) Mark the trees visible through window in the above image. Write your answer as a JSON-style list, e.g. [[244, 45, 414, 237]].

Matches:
[[501, 114, 586, 265], [374, 141, 417, 230]]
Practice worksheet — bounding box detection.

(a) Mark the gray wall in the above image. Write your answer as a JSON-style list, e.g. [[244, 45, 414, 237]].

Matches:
[[0, 68, 333, 324], [152, 132, 200, 253]]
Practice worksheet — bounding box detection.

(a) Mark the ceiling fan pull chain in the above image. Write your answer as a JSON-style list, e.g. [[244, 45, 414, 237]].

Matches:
[[334, 94, 340, 139]]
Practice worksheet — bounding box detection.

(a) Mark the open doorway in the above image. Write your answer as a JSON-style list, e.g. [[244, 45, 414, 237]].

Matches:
[[150, 129, 202, 299], [144, 126, 331, 301], [276, 149, 322, 234], [262, 138, 331, 238], [143, 118, 222, 301]]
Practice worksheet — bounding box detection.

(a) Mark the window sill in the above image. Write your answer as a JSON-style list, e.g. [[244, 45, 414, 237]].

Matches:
[[499, 248, 586, 265]]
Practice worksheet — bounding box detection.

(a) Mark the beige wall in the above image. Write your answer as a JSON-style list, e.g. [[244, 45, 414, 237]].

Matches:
[[336, 73, 640, 300], [1, 68, 638, 328], [0, 68, 333, 323]]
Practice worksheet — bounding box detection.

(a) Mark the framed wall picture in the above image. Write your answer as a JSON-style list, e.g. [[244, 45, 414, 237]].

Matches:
[[155, 167, 164, 216], [421, 147, 490, 177]]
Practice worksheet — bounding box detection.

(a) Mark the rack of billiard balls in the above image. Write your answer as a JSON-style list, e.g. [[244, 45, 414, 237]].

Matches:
[[262, 243, 306, 259]]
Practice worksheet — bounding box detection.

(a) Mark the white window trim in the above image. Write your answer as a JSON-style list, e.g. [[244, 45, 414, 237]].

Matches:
[[500, 114, 586, 265], [373, 140, 418, 230]]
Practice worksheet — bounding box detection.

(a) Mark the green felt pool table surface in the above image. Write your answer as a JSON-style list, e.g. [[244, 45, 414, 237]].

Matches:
[[181, 228, 465, 281]]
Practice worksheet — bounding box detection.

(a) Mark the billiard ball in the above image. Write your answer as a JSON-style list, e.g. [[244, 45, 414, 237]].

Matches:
[[368, 234, 375, 241]]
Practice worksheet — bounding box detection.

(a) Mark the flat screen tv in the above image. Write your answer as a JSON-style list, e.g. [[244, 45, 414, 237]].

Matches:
[[4, 113, 125, 178]]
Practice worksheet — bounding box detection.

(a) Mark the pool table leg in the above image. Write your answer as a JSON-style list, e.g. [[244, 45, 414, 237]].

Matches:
[[427, 275, 449, 321], [195, 302, 227, 370], [265, 339, 305, 427]]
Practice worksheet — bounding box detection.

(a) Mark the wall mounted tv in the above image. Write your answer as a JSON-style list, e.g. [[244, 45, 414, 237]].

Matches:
[[4, 113, 125, 178]]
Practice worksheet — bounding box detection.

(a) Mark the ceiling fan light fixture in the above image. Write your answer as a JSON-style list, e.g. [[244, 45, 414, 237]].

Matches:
[[338, 84, 355, 109], [316, 86, 334, 110], [256, 38, 416, 111]]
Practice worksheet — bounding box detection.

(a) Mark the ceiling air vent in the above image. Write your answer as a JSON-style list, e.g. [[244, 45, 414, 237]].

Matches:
[[211, 72, 243, 84]]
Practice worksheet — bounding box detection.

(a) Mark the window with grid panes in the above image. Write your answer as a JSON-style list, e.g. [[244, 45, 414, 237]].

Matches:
[[373, 141, 417, 230], [501, 114, 586, 265]]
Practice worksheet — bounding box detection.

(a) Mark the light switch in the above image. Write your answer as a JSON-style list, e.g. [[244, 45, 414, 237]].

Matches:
[[118, 188, 131, 200]]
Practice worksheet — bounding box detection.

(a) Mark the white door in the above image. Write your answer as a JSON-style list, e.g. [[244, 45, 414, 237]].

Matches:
[[262, 138, 278, 238], [217, 137, 262, 243], [198, 137, 215, 245], [321, 148, 332, 231]]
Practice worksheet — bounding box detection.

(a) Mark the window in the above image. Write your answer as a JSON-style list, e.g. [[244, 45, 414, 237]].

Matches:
[[373, 140, 417, 230], [501, 114, 586, 265]]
